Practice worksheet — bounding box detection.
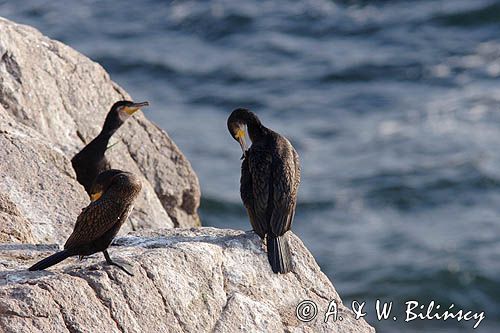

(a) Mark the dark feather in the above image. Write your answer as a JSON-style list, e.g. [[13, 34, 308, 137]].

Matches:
[[246, 147, 273, 238], [29, 250, 73, 271], [267, 233, 292, 274], [230, 108, 300, 274]]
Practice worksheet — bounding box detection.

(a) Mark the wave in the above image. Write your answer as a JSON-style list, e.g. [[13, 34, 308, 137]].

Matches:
[[95, 56, 176, 77], [351, 163, 500, 211], [433, 2, 500, 27], [352, 267, 500, 311], [200, 196, 335, 216], [320, 62, 428, 83], [95, 54, 271, 86]]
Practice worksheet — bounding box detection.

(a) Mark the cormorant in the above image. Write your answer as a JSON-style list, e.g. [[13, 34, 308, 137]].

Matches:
[[29, 169, 142, 275], [227, 108, 301, 274], [71, 100, 148, 195]]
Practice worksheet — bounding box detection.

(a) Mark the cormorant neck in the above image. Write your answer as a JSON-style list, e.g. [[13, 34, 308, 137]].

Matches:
[[97, 128, 114, 142], [101, 113, 124, 137], [247, 122, 267, 142], [92, 116, 123, 152], [87, 129, 113, 155], [240, 110, 268, 142]]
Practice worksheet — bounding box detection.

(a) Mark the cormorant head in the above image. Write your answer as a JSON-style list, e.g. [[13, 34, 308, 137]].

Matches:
[[103, 100, 149, 133], [89, 169, 125, 202], [227, 108, 262, 157], [89, 169, 142, 202]]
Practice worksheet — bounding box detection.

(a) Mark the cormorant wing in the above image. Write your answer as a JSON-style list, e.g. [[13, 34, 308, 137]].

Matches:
[[246, 148, 273, 238], [64, 198, 127, 249], [269, 141, 301, 236]]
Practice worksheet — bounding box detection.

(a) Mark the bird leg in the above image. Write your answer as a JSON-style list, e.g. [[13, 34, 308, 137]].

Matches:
[[103, 250, 134, 276]]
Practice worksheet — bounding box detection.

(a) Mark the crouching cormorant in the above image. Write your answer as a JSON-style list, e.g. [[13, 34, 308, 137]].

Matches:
[[29, 169, 142, 275], [71, 101, 148, 195], [227, 108, 301, 274]]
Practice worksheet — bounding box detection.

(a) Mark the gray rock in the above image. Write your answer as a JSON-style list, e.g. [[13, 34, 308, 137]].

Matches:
[[0, 17, 201, 241], [0, 108, 86, 244], [0, 228, 375, 333]]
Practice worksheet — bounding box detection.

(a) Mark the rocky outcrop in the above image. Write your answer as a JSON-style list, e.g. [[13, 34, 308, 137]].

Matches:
[[0, 228, 375, 333], [0, 17, 374, 333], [0, 17, 200, 244]]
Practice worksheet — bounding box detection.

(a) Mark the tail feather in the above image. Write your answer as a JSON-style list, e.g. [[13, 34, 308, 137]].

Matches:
[[266, 233, 292, 274], [29, 250, 72, 271]]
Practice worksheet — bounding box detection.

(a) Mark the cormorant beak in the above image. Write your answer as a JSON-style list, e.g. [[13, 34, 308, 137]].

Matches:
[[235, 128, 248, 159], [124, 101, 149, 115], [90, 191, 103, 202]]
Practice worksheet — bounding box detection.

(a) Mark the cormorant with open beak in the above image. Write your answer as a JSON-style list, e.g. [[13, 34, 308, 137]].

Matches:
[[227, 108, 301, 274], [29, 169, 142, 275], [71, 101, 148, 195]]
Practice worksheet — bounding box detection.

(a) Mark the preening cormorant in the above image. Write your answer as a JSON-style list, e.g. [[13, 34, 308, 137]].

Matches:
[[29, 169, 142, 275], [71, 101, 148, 195], [227, 108, 301, 274]]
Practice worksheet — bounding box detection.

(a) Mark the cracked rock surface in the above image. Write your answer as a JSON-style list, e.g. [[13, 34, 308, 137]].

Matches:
[[0, 17, 201, 242], [0, 228, 375, 333]]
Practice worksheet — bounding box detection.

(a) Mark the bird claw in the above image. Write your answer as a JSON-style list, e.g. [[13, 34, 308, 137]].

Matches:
[[105, 260, 134, 276], [116, 261, 133, 276], [103, 251, 134, 276]]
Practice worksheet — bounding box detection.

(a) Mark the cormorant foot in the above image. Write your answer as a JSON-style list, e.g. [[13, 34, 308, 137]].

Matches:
[[103, 250, 134, 276], [109, 261, 134, 276]]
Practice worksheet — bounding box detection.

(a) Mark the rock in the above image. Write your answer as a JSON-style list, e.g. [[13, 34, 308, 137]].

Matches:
[[0, 17, 201, 243], [0, 228, 375, 332], [0, 108, 86, 244]]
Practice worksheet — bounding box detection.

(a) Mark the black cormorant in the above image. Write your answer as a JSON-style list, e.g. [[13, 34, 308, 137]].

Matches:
[[29, 169, 142, 275], [71, 101, 148, 195], [227, 108, 301, 274]]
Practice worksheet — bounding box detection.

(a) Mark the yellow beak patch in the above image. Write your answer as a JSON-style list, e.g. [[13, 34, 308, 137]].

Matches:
[[235, 128, 245, 139], [123, 106, 140, 115], [90, 191, 103, 202]]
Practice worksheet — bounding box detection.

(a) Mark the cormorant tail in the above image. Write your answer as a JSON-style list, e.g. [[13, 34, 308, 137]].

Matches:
[[29, 250, 72, 271], [266, 233, 292, 274]]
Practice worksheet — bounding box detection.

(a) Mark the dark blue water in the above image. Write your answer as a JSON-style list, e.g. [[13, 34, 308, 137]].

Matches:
[[2, 0, 500, 331]]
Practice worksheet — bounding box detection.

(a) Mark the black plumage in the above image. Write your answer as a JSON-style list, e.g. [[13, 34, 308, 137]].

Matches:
[[29, 169, 142, 275], [228, 108, 301, 274], [71, 100, 148, 195]]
